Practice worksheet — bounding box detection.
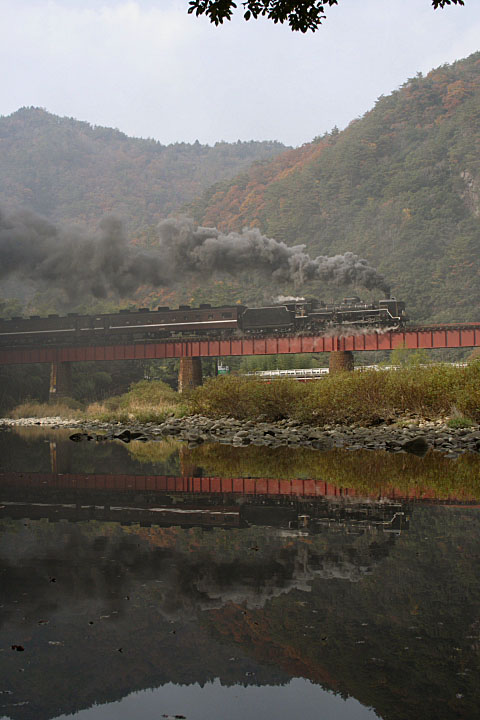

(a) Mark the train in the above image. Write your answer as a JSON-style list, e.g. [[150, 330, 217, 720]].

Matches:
[[0, 296, 407, 349], [0, 471, 409, 535]]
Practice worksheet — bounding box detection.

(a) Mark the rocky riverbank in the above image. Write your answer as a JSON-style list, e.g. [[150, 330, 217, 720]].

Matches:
[[2, 415, 480, 458]]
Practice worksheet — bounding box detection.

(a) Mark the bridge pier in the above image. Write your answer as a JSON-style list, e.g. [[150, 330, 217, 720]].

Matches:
[[179, 446, 202, 477], [178, 357, 202, 393], [49, 361, 72, 402], [329, 351, 354, 374]]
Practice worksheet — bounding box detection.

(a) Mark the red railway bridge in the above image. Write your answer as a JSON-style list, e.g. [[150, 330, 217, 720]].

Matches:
[[1, 324, 479, 398]]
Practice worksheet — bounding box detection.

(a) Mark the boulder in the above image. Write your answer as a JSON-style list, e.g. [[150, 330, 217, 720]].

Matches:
[[402, 436, 430, 457]]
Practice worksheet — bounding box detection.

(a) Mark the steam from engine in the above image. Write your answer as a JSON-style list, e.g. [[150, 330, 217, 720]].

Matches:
[[0, 207, 390, 301]]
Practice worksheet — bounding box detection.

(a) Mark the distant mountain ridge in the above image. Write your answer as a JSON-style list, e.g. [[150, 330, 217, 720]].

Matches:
[[2, 52, 480, 325], [189, 52, 480, 324], [0, 107, 286, 230]]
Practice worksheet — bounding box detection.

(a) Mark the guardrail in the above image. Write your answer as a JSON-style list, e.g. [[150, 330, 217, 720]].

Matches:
[[245, 367, 330, 378], [244, 362, 468, 380]]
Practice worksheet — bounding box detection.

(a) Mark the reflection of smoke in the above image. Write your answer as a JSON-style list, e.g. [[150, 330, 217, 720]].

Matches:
[[0, 208, 390, 301]]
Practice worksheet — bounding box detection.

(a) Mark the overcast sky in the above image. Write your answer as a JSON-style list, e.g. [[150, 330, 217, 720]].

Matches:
[[1, 0, 479, 147]]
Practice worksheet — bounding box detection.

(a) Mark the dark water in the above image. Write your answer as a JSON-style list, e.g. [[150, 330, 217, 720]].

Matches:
[[1, 428, 480, 720]]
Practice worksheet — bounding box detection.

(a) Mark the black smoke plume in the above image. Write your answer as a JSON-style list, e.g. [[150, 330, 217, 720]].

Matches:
[[0, 208, 390, 301]]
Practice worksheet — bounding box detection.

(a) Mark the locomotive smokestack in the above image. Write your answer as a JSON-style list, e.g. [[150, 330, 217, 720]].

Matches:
[[0, 207, 390, 301]]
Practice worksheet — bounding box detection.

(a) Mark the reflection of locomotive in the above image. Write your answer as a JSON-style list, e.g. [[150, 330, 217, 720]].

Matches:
[[0, 296, 407, 348], [0, 470, 409, 536]]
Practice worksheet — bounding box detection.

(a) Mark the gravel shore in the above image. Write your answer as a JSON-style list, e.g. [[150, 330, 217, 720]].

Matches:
[[2, 415, 480, 458]]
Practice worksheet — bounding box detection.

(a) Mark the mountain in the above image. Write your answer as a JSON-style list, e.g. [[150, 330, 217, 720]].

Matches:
[[189, 52, 480, 324], [0, 107, 286, 231], [2, 53, 480, 325]]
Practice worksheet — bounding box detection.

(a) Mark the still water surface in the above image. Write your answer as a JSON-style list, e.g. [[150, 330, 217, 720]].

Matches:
[[1, 428, 480, 720]]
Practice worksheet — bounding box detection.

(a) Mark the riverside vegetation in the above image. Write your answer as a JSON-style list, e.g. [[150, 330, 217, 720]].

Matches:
[[9, 379, 185, 424], [5, 361, 480, 427], [189, 362, 480, 425]]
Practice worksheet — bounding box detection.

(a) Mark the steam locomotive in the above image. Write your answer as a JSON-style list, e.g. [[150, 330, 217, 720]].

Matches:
[[0, 296, 407, 349]]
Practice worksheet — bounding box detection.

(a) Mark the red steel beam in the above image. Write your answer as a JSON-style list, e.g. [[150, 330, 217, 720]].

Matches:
[[1, 326, 480, 365]]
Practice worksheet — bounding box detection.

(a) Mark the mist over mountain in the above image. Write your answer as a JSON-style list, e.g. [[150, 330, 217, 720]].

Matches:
[[1, 53, 479, 324], [190, 52, 480, 324], [0, 107, 286, 230]]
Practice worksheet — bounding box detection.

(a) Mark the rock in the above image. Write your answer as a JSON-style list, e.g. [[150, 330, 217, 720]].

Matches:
[[69, 433, 92, 442], [114, 429, 133, 443], [162, 425, 181, 435], [385, 441, 404, 453], [129, 431, 149, 440], [402, 436, 430, 457], [310, 439, 333, 450], [232, 434, 251, 445]]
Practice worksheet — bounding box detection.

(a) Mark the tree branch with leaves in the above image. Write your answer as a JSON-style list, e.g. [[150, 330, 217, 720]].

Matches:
[[188, 0, 466, 33]]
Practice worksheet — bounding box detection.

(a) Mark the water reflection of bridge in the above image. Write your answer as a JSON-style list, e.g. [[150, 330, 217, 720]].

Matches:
[[0, 469, 465, 501], [1, 471, 361, 497], [0, 471, 409, 534], [4, 469, 478, 532]]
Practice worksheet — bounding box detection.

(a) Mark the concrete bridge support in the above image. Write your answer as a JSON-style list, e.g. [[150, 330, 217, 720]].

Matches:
[[179, 357, 203, 393], [49, 361, 72, 402], [329, 351, 354, 374]]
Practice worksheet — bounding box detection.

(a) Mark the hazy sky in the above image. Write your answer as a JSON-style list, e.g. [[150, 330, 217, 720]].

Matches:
[[1, 0, 479, 146]]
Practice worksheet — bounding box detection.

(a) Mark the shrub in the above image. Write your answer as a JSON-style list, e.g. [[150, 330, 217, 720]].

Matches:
[[455, 361, 480, 422], [294, 370, 389, 425], [86, 380, 180, 423], [189, 375, 306, 421], [188, 363, 480, 426], [383, 364, 461, 416], [447, 415, 475, 429]]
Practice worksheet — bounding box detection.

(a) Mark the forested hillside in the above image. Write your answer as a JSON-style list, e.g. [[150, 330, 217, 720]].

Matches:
[[190, 52, 480, 323], [1, 54, 479, 327], [0, 108, 286, 230]]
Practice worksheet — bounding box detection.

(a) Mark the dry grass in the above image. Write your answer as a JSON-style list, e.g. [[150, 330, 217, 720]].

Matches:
[[85, 380, 185, 423], [189, 362, 480, 425], [8, 381, 184, 423], [9, 399, 84, 419]]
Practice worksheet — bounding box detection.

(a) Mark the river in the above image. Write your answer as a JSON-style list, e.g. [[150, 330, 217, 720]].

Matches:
[[1, 427, 480, 720]]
